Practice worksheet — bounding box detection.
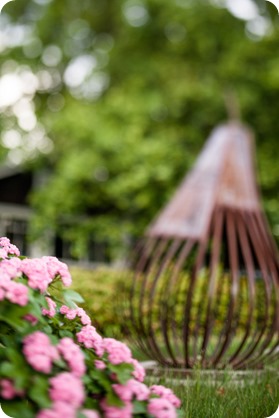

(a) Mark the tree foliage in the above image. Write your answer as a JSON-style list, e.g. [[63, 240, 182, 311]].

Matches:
[[0, 0, 279, 255]]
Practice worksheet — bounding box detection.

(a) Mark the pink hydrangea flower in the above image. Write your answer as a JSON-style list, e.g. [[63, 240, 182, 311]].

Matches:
[[76, 325, 104, 356], [103, 338, 132, 365], [0, 287, 5, 301], [42, 297, 57, 317], [82, 410, 100, 418], [37, 401, 77, 418], [0, 379, 24, 399], [129, 358, 145, 382], [101, 399, 133, 418], [0, 237, 20, 257], [0, 248, 8, 259], [49, 372, 85, 408], [0, 237, 11, 246], [0, 257, 21, 278], [60, 305, 77, 320], [23, 314, 38, 326], [60, 306, 91, 325], [23, 331, 60, 374], [76, 307, 91, 325], [95, 360, 106, 370], [130, 380, 150, 401], [147, 398, 177, 418], [66, 309, 78, 320], [58, 338, 86, 377], [21, 258, 53, 293], [150, 385, 181, 408], [0, 276, 11, 289], [60, 305, 70, 315], [5, 281, 29, 306], [42, 256, 72, 287], [113, 379, 150, 402]]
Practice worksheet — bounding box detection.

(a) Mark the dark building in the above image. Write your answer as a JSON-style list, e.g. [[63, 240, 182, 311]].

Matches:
[[0, 166, 108, 264]]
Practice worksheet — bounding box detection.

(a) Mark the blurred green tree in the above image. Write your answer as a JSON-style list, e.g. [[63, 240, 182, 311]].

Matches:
[[0, 0, 278, 256]]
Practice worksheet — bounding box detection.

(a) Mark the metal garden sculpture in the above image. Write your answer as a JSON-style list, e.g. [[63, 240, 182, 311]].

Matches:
[[129, 122, 279, 369]]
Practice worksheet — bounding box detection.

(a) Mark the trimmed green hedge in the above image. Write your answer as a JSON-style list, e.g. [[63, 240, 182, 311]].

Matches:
[[70, 266, 269, 347], [70, 266, 128, 338]]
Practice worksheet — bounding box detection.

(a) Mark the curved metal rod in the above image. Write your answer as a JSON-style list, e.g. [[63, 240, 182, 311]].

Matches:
[[201, 208, 224, 365], [230, 213, 257, 368], [241, 213, 279, 368], [191, 211, 217, 364], [158, 239, 188, 366], [129, 237, 160, 357], [209, 247, 230, 365], [237, 231, 278, 367], [188, 213, 219, 365], [212, 209, 240, 367], [166, 240, 196, 366], [147, 239, 182, 365], [218, 211, 252, 367], [137, 238, 170, 362], [182, 234, 209, 368], [234, 212, 272, 368], [256, 210, 279, 264]]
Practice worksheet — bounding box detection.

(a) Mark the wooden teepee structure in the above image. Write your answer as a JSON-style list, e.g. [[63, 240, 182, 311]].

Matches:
[[129, 122, 279, 369]]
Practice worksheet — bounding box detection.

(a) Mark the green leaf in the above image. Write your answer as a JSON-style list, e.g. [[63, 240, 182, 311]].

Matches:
[[108, 363, 134, 385], [63, 289, 84, 305], [0, 352, 30, 390], [89, 369, 112, 391], [83, 398, 99, 410], [0, 303, 30, 332], [133, 400, 147, 414], [29, 376, 51, 409], [0, 361, 18, 378], [106, 391, 124, 408], [1, 400, 34, 418], [59, 329, 74, 339]]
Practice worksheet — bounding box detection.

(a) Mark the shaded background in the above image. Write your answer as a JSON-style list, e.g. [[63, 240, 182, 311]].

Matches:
[[0, 0, 278, 262]]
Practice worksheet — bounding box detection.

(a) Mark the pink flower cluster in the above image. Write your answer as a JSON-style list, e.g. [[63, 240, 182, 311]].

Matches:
[[0, 279, 28, 307], [37, 404, 100, 418], [42, 256, 72, 287], [95, 360, 106, 370], [49, 372, 84, 408], [21, 258, 54, 292], [60, 305, 91, 325], [0, 238, 182, 418], [76, 325, 104, 356], [129, 358, 145, 382], [147, 398, 177, 418], [20, 256, 71, 293], [57, 337, 86, 377], [23, 332, 59, 374], [0, 237, 20, 258], [105, 377, 180, 418], [0, 379, 24, 399], [0, 257, 21, 279], [24, 313, 38, 325], [37, 400, 78, 418], [38, 372, 86, 418], [113, 379, 150, 402], [101, 399, 133, 418], [103, 338, 132, 365], [150, 385, 181, 408], [0, 257, 29, 306], [42, 297, 57, 317], [82, 410, 100, 418]]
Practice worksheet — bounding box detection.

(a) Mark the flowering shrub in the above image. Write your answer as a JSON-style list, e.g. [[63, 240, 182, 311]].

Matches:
[[0, 237, 181, 418]]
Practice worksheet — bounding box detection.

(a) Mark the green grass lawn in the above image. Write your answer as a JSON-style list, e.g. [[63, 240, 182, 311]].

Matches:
[[145, 367, 279, 418]]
